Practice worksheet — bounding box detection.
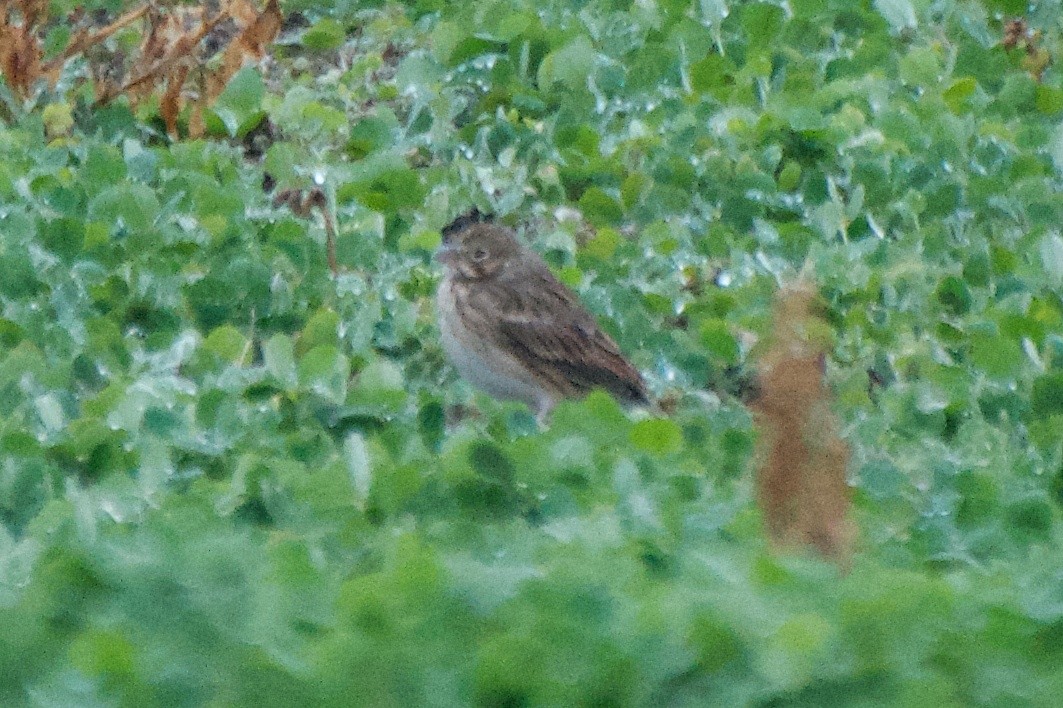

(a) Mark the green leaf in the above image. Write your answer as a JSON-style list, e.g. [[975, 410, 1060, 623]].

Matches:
[[538, 36, 596, 92], [874, 0, 917, 34], [985, 0, 1027, 14], [298, 346, 349, 403], [899, 47, 943, 87], [689, 53, 734, 96], [203, 325, 248, 365], [349, 357, 406, 412], [69, 629, 135, 677], [699, 319, 740, 365], [302, 19, 347, 51], [346, 116, 397, 160], [970, 330, 1024, 380], [338, 165, 426, 212], [742, 3, 786, 49], [430, 21, 464, 64], [582, 227, 620, 260], [629, 419, 683, 455], [777, 161, 801, 191], [943, 77, 977, 112], [688, 612, 742, 671], [578, 187, 623, 227], [299, 309, 341, 356], [83, 145, 127, 196], [1007, 496, 1053, 540], [264, 334, 297, 388], [42, 102, 73, 137], [1040, 233, 1063, 287], [87, 183, 159, 233], [935, 276, 971, 316], [212, 67, 266, 137], [395, 55, 445, 93], [1031, 373, 1063, 418], [1036, 85, 1063, 115]]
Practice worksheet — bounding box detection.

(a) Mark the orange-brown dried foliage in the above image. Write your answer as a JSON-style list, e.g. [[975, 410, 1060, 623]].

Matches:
[[206, 0, 282, 101], [1002, 17, 1050, 82], [0, 0, 281, 138], [751, 283, 854, 564], [0, 0, 44, 96]]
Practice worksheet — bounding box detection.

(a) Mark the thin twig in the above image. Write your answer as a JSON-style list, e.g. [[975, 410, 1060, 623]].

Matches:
[[321, 204, 339, 278]]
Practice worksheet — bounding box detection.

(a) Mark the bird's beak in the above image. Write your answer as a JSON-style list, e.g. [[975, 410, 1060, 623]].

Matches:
[[435, 243, 458, 265]]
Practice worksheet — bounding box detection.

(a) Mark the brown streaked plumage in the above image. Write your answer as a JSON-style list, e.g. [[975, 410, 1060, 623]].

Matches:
[[435, 213, 649, 421]]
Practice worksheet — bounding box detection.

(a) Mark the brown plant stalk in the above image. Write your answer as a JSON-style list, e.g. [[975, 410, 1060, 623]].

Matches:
[[751, 283, 855, 564]]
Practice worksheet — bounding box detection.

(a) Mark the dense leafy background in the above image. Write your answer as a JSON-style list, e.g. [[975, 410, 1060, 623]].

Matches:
[[2, 0, 1063, 704]]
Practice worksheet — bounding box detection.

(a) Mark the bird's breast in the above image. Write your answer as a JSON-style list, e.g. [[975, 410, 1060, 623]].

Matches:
[[436, 278, 548, 408]]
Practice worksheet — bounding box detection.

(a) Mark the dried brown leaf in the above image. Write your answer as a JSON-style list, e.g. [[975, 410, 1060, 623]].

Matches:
[[205, 0, 281, 103], [100, 11, 227, 107], [188, 102, 206, 139], [161, 63, 189, 137], [18, 0, 47, 27], [1, 0, 281, 136], [751, 283, 854, 565], [1003, 18, 1027, 51], [1002, 17, 1051, 82], [0, 1, 44, 96], [272, 187, 326, 216]]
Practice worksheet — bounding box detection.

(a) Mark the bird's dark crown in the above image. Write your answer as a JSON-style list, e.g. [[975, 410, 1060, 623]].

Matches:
[[442, 208, 490, 244]]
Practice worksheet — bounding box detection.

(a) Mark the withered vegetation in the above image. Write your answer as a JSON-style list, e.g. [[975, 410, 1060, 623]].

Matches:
[[751, 283, 855, 565], [1003, 17, 1051, 82], [0, 0, 281, 137]]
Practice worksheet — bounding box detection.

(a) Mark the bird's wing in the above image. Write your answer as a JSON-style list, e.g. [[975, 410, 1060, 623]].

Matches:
[[486, 271, 648, 405]]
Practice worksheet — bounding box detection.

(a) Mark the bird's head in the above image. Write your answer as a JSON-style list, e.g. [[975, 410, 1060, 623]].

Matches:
[[436, 211, 522, 281]]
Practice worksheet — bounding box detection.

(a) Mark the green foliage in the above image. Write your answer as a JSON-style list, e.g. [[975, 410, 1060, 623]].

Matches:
[[0, 0, 1062, 704]]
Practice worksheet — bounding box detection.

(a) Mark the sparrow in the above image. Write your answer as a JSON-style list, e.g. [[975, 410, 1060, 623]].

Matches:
[[435, 210, 649, 421]]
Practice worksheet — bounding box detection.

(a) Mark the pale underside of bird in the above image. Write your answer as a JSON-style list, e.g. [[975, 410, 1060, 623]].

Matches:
[[435, 211, 648, 421]]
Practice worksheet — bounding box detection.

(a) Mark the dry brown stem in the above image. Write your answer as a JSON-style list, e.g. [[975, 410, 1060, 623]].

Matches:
[[751, 283, 855, 565], [273, 188, 339, 277]]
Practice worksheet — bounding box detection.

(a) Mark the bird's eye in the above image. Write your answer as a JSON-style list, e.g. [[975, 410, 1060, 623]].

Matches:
[[472, 248, 489, 262]]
